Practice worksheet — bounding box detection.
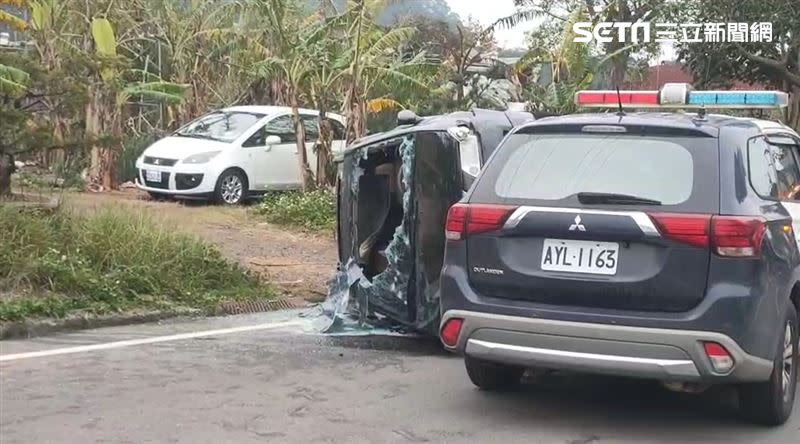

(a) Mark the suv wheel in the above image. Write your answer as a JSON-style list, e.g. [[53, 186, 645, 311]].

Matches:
[[465, 356, 524, 391], [214, 169, 247, 205], [739, 303, 798, 426]]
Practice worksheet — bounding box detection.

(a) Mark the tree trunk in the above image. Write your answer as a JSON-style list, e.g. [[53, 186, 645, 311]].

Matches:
[[0, 152, 14, 196], [455, 73, 465, 104], [609, 56, 628, 88], [86, 86, 118, 191], [315, 107, 334, 188], [787, 85, 800, 131], [289, 91, 314, 192], [606, 3, 632, 88], [344, 0, 366, 145], [50, 117, 67, 167], [343, 84, 367, 145], [271, 79, 287, 105], [86, 85, 103, 189]]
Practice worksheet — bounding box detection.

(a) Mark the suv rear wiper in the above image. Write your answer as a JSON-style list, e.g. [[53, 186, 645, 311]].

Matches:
[[577, 192, 662, 206]]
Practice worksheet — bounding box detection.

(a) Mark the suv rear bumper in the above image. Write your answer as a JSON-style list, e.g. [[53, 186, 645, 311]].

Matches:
[[442, 310, 773, 383]]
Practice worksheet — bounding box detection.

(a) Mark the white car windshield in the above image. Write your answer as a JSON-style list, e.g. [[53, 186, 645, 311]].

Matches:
[[175, 111, 265, 143]]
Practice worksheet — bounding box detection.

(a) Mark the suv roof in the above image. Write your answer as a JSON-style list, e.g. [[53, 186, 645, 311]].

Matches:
[[520, 112, 798, 138], [344, 108, 534, 159]]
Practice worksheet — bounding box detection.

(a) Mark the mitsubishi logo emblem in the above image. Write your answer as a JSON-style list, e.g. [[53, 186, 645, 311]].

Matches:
[[569, 215, 586, 232], [153, 158, 160, 165]]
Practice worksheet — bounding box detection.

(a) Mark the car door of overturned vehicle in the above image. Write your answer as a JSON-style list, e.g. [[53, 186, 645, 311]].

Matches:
[[337, 131, 464, 334]]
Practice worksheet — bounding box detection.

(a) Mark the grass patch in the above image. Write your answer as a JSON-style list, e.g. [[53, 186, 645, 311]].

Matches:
[[0, 204, 273, 322], [255, 190, 336, 232]]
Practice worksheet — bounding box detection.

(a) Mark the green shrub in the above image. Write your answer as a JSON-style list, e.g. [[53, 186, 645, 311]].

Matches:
[[115, 135, 156, 183], [0, 205, 272, 321], [52, 154, 87, 189], [256, 190, 336, 232]]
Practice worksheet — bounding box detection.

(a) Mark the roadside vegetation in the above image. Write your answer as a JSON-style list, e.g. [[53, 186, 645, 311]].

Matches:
[[0, 204, 272, 321], [256, 190, 336, 232], [2, 0, 796, 198]]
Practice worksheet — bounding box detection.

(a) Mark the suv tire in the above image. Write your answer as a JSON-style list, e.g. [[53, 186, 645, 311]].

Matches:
[[739, 303, 798, 426], [465, 356, 524, 391]]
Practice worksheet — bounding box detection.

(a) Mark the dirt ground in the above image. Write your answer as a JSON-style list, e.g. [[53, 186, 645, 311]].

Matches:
[[62, 189, 337, 301]]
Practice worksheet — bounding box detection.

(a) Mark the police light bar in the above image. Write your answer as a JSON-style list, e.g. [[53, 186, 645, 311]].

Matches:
[[575, 83, 789, 109]]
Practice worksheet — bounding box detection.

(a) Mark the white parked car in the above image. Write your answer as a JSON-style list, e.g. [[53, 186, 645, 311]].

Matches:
[[135, 106, 346, 204]]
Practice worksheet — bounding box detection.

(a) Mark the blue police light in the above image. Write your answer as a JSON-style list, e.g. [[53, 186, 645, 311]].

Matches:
[[744, 92, 781, 105], [688, 91, 785, 107]]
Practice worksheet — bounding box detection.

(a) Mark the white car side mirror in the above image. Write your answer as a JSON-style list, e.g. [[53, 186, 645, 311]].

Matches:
[[265, 135, 281, 146]]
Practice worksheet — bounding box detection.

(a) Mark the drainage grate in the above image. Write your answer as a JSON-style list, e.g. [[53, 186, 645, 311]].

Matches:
[[217, 298, 306, 315]]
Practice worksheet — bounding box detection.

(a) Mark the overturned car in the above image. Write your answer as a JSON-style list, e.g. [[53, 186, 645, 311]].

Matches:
[[329, 109, 534, 334]]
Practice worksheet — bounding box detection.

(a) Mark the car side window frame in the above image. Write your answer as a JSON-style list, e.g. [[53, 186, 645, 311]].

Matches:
[[263, 114, 300, 144], [300, 115, 320, 142], [781, 138, 800, 202], [241, 125, 267, 148], [747, 135, 800, 202], [329, 119, 346, 141]]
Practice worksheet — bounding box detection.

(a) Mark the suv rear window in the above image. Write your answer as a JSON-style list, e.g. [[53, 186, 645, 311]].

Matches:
[[472, 131, 719, 212]]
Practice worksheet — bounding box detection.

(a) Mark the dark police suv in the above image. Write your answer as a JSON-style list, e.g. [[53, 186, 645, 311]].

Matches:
[[439, 84, 799, 425]]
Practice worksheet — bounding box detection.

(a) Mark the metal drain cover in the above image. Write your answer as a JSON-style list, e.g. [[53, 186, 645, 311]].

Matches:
[[217, 298, 306, 315]]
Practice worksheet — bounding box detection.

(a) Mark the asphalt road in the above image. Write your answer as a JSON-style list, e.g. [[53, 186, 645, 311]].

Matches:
[[1, 310, 798, 444]]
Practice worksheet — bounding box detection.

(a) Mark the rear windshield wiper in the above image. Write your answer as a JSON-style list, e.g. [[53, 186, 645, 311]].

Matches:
[[577, 192, 662, 206]]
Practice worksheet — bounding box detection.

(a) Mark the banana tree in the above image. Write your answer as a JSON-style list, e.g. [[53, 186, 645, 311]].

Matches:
[[85, 14, 189, 190], [82, 16, 123, 190], [306, 34, 350, 188], [248, 0, 340, 192], [137, 0, 243, 124], [340, 0, 431, 143], [519, 8, 628, 116]]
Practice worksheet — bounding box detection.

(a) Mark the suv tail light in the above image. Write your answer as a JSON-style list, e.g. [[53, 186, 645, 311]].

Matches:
[[710, 216, 766, 258], [649, 213, 711, 248], [445, 203, 517, 241], [648, 213, 766, 258]]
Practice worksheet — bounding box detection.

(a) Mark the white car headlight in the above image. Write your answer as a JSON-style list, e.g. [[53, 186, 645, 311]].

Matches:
[[182, 151, 221, 164]]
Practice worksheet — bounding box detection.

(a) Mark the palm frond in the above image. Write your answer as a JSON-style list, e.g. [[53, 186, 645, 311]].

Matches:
[[122, 81, 189, 104], [29, 0, 52, 31], [365, 65, 430, 94], [0, 63, 30, 96], [362, 26, 416, 60], [489, 8, 544, 31], [252, 57, 287, 78]]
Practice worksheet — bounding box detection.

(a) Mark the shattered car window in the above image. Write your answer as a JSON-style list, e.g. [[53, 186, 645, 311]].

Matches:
[[322, 135, 416, 331], [324, 131, 464, 334]]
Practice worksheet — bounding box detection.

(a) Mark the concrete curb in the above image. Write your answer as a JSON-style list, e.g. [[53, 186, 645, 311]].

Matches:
[[0, 308, 203, 340]]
